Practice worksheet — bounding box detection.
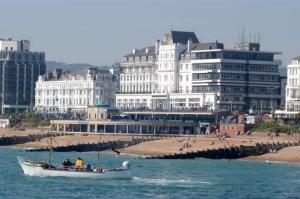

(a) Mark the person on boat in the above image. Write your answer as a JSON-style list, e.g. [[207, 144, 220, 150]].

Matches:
[[75, 157, 84, 169], [86, 163, 91, 171], [62, 159, 73, 167]]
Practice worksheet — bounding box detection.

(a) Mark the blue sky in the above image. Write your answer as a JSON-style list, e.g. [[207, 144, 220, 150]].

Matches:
[[0, 0, 299, 66]]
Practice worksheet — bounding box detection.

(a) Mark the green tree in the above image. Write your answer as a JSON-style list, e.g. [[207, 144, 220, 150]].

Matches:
[[294, 113, 300, 125]]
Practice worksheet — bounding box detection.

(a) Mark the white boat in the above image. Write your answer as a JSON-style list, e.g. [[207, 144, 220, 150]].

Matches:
[[18, 156, 131, 179]]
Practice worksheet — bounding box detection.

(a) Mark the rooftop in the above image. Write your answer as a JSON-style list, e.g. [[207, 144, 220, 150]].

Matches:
[[124, 46, 155, 58], [293, 56, 300, 61], [191, 42, 224, 51], [165, 31, 199, 45]]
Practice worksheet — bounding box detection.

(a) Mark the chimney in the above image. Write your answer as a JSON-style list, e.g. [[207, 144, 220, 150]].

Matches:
[[155, 40, 160, 55], [132, 48, 136, 54], [54, 69, 62, 79], [187, 39, 192, 53]]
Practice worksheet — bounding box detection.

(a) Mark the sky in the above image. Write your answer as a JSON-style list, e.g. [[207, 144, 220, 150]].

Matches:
[[0, 0, 299, 66]]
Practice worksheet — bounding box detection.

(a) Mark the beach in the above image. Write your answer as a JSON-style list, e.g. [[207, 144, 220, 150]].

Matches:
[[0, 128, 49, 137], [1, 128, 298, 163], [119, 134, 299, 155], [12, 134, 136, 149], [243, 146, 300, 163]]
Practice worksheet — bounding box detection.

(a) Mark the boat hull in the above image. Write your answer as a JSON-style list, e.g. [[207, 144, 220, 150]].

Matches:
[[19, 160, 131, 179]]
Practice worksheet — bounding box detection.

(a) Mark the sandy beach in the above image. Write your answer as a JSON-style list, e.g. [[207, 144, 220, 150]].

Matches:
[[243, 146, 300, 163], [2, 127, 300, 163], [13, 134, 138, 149], [0, 128, 49, 137], [119, 134, 300, 156]]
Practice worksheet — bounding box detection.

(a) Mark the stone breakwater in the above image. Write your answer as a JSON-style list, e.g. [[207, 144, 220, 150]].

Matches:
[[148, 141, 300, 159], [25, 136, 164, 152], [0, 132, 66, 146]]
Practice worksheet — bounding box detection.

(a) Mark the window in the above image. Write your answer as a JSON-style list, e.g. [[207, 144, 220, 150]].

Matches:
[[164, 75, 168, 81]]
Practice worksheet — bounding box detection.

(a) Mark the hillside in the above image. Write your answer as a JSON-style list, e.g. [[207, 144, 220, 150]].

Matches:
[[46, 61, 97, 72]]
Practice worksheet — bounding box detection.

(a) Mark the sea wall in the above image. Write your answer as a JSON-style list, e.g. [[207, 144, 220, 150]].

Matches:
[[0, 132, 66, 146], [148, 141, 300, 159]]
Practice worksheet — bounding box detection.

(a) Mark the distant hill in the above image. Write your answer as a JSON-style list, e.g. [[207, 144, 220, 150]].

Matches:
[[46, 61, 99, 72]]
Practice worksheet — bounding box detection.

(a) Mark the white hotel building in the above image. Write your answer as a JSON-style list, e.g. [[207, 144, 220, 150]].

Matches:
[[35, 68, 116, 114], [117, 31, 217, 110], [116, 31, 282, 112], [281, 56, 300, 115]]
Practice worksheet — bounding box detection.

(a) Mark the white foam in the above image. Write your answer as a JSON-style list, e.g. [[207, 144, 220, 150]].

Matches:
[[132, 176, 212, 186]]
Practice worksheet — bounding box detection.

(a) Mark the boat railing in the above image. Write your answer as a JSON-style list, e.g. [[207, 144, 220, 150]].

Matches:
[[59, 166, 95, 173]]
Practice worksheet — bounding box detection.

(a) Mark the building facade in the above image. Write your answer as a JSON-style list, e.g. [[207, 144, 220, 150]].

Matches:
[[181, 41, 281, 112], [116, 31, 282, 112], [0, 39, 46, 114], [35, 68, 116, 114], [118, 46, 157, 109], [285, 56, 300, 113]]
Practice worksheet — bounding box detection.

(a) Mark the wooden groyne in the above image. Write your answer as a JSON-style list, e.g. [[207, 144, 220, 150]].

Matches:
[[0, 132, 66, 146], [148, 141, 300, 160], [26, 137, 163, 152]]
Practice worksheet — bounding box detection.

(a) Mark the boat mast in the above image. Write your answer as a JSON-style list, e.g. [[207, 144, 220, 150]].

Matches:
[[96, 134, 101, 170], [48, 137, 53, 166]]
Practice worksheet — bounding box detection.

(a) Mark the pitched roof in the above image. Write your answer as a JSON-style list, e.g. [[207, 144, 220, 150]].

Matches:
[[293, 56, 300, 61], [124, 46, 155, 57], [165, 31, 199, 44]]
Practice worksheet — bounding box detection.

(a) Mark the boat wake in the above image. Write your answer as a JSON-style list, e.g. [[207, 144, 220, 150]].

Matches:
[[132, 176, 212, 186]]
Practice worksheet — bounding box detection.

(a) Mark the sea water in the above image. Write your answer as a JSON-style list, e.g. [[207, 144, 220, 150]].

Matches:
[[1, 147, 300, 199]]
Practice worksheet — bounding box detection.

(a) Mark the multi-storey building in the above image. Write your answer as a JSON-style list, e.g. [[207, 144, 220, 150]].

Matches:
[[279, 66, 287, 109], [118, 46, 157, 109], [35, 68, 116, 114], [116, 31, 282, 112], [181, 41, 281, 112], [0, 38, 46, 114], [285, 56, 300, 112], [152, 32, 200, 110]]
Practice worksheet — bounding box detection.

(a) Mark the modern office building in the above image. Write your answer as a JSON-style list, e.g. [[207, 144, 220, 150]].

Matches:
[[0, 38, 46, 114], [116, 31, 282, 112], [279, 66, 287, 109], [181, 41, 281, 112], [35, 68, 116, 114]]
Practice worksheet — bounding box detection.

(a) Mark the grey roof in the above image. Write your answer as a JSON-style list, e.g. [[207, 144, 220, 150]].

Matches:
[[293, 56, 300, 61], [165, 31, 199, 44], [179, 42, 224, 56], [124, 46, 155, 57], [191, 42, 224, 51]]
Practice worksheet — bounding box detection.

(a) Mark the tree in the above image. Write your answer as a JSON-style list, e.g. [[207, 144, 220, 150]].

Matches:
[[294, 113, 300, 125]]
